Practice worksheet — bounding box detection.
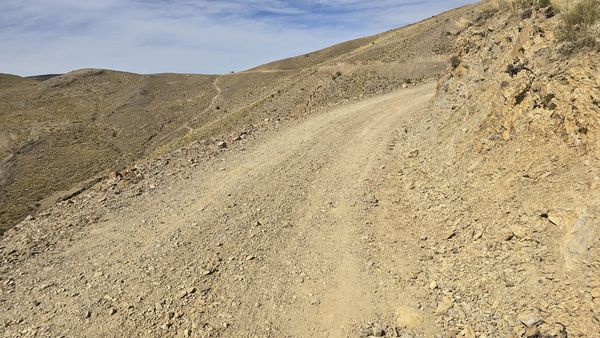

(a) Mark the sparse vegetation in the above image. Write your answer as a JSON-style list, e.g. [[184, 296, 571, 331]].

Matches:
[[456, 17, 474, 31], [485, 0, 554, 13], [556, 0, 599, 47], [481, 0, 599, 51]]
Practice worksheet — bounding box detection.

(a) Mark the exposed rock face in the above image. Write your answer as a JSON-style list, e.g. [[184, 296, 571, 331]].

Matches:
[[438, 6, 600, 157], [402, 4, 600, 335]]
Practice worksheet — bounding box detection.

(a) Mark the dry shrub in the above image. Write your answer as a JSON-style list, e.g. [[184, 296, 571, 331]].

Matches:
[[456, 17, 474, 30], [481, 0, 599, 50], [556, 0, 599, 48], [484, 0, 552, 13]]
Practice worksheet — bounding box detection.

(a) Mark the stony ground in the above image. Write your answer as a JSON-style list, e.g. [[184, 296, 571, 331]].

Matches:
[[1, 85, 440, 337], [1, 2, 600, 338], [2, 81, 599, 338]]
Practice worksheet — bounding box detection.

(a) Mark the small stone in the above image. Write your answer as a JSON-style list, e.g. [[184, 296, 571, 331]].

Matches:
[[84, 310, 92, 318], [502, 229, 515, 241], [518, 313, 542, 327], [245, 255, 255, 261], [435, 296, 454, 314], [217, 141, 227, 149], [109, 308, 117, 315], [407, 149, 419, 158], [462, 325, 476, 338], [445, 228, 457, 240], [372, 323, 385, 337], [429, 281, 438, 290], [510, 224, 526, 239], [525, 327, 540, 337], [359, 327, 371, 337], [310, 298, 320, 305], [177, 290, 188, 299]]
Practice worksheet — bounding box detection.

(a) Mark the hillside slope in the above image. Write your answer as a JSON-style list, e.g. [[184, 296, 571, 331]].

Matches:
[[1, 1, 599, 337], [0, 6, 475, 234]]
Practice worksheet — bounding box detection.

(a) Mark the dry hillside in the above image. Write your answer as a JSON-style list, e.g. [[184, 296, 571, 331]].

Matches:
[[1, 1, 600, 337], [0, 6, 474, 234]]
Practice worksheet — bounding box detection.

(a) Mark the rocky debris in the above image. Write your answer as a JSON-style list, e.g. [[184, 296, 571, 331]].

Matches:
[[518, 314, 543, 328], [371, 323, 385, 337], [0, 3, 598, 338], [216, 141, 227, 149]]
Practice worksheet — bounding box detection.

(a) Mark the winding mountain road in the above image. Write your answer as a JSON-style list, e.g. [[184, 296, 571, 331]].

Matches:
[[0, 84, 436, 337]]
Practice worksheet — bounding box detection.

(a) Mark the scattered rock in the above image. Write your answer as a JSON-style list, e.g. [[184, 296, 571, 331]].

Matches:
[[525, 326, 540, 337], [435, 296, 454, 314], [518, 314, 542, 327], [372, 323, 385, 337]]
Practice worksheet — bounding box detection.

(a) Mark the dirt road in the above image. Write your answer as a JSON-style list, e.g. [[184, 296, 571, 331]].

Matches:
[[1, 84, 436, 337]]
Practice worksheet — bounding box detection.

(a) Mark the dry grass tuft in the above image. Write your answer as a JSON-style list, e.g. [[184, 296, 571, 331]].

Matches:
[[555, 0, 599, 49], [481, 0, 599, 50], [456, 17, 474, 30]]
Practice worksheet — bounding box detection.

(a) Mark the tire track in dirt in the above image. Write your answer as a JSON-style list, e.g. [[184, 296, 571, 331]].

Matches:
[[0, 84, 435, 337]]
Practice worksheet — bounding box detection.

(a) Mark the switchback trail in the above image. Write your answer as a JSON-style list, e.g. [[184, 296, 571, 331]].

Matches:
[[158, 76, 223, 143]]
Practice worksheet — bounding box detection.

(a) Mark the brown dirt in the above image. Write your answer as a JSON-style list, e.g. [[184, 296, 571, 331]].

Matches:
[[0, 84, 438, 337], [0, 5, 475, 234], [1, 2, 599, 338]]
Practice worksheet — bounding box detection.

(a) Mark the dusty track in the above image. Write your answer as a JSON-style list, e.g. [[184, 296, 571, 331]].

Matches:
[[0, 84, 435, 337]]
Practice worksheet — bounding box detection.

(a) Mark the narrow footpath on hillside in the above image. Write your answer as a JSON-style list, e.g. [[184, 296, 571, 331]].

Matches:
[[159, 76, 223, 143]]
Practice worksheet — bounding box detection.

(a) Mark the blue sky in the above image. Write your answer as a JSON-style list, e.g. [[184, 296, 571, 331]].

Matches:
[[0, 0, 474, 76]]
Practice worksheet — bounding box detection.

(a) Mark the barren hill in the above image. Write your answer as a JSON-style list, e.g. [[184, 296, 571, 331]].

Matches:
[[0, 5, 472, 234], [1, 1, 600, 337]]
